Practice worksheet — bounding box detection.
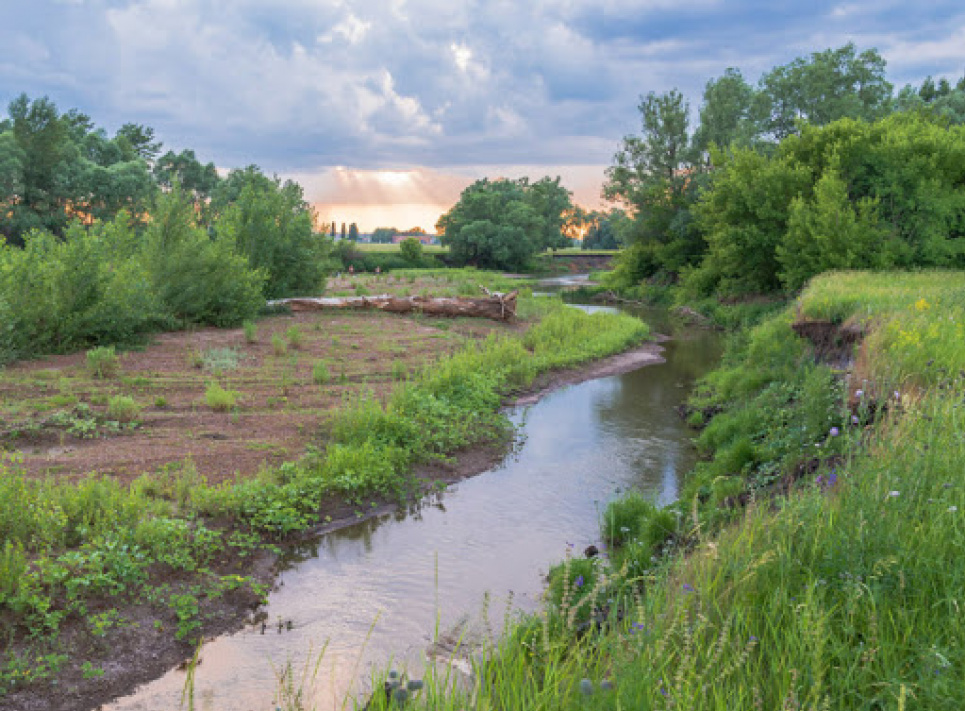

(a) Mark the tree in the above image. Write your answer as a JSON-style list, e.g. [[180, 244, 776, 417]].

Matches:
[[520, 176, 573, 250], [582, 210, 626, 250], [756, 43, 892, 141], [694, 68, 757, 157], [215, 168, 328, 298], [153, 149, 220, 218], [399, 237, 424, 264], [604, 89, 703, 279], [115, 123, 162, 163], [348, 222, 359, 241], [371, 227, 398, 243], [437, 178, 544, 270], [340, 222, 347, 240]]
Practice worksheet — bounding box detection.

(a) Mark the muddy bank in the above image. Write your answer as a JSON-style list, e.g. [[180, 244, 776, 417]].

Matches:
[[5, 335, 668, 711]]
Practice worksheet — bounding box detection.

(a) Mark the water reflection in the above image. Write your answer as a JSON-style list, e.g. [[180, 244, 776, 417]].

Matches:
[[107, 309, 722, 711]]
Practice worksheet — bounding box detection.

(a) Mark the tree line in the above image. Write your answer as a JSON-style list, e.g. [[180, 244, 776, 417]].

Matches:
[[0, 94, 329, 363], [602, 43, 965, 296]]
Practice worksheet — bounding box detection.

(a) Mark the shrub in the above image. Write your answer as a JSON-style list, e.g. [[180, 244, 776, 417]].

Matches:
[[243, 320, 257, 343], [107, 395, 141, 422], [271, 333, 287, 356], [205, 383, 238, 411], [86, 346, 119, 378], [286, 326, 302, 349], [201, 347, 242, 373], [312, 361, 331, 385]]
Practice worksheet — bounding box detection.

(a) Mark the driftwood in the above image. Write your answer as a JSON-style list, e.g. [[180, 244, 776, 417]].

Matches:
[[273, 287, 518, 322]]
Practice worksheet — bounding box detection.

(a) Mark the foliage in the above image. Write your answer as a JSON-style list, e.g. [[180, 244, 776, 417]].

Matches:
[[204, 382, 239, 411], [106, 395, 141, 423], [399, 237, 424, 265], [438, 177, 573, 271], [86, 346, 120, 378], [214, 167, 328, 298], [689, 114, 965, 296], [142, 184, 266, 327]]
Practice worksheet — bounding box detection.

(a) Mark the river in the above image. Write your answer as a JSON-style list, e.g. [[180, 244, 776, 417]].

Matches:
[[105, 300, 722, 711]]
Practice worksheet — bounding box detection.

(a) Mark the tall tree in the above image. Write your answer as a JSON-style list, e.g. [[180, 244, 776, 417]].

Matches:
[[348, 222, 359, 241], [694, 68, 757, 157]]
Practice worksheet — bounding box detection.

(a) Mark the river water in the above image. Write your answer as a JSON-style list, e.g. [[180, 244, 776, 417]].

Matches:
[[105, 301, 722, 711]]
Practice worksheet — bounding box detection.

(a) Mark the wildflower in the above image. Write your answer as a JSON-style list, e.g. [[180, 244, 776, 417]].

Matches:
[[829, 427, 840, 437], [855, 389, 864, 398], [580, 679, 594, 696], [950, 506, 958, 513], [682, 583, 695, 593], [852, 415, 860, 425], [574, 575, 584, 588], [889, 491, 900, 497], [895, 391, 901, 401], [750, 635, 758, 642], [828, 472, 838, 487]]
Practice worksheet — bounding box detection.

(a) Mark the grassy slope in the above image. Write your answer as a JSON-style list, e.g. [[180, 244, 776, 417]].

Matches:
[[399, 270, 965, 711]]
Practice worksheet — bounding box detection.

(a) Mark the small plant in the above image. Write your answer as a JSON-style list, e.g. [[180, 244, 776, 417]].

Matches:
[[154, 396, 168, 408], [86, 346, 119, 378], [286, 326, 303, 349], [202, 347, 242, 373], [355, 285, 371, 296], [243, 320, 258, 343], [392, 360, 407, 381], [272, 333, 288, 356], [170, 593, 202, 642], [312, 361, 331, 385], [205, 383, 239, 411], [107, 395, 141, 423]]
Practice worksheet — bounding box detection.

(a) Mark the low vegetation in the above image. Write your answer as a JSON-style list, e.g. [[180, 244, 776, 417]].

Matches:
[[380, 270, 965, 710]]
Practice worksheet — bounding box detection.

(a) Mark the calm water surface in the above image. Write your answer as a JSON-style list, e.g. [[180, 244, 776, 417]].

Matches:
[[105, 304, 721, 711]]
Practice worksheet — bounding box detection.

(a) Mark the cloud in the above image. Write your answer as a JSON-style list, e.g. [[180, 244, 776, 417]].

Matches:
[[1, 0, 963, 183]]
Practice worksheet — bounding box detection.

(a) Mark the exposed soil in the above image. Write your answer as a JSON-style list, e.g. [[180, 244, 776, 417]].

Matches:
[[791, 318, 866, 369], [0, 309, 511, 485]]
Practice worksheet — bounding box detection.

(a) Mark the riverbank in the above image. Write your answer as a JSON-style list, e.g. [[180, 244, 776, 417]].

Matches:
[[0, 290, 653, 711], [394, 270, 965, 710]]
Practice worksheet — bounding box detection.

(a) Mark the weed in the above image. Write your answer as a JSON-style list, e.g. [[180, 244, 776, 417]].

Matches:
[[86, 346, 119, 378], [205, 383, 239, 412], [312, 361, 331, 385], [272, 333, 288, 356], [107, 395, 141, 423], [286, 326, 303, 349], [243, 320, 258, 343], [201, 347, 242, 373]]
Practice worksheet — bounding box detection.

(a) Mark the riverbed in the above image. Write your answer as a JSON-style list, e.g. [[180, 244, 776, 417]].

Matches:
[[105, 305, 722, 711]]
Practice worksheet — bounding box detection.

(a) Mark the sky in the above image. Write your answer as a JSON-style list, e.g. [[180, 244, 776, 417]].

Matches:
[[3, 0, 965, 231]]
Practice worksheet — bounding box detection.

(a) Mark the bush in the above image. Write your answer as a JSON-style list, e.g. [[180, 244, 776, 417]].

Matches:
[[312, 361, 330, 385], [86, 346, 119, 379], [107, 395, 141, 422], [399, 238, 424, 265], [205, 383, 238, 411], [271, 333, 287, 356], [242, 320, 257, 343]]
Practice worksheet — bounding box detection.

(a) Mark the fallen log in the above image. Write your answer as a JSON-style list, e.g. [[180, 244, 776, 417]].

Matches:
[[271, 288, 518, 322]]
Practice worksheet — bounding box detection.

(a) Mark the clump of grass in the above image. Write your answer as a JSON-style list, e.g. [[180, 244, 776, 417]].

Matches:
[[154, 396, 168, 408], [243, 320, 258, 343], [391, 360, 407, 381], [286, 326, 303, 349], [312, 361, 331, 385], [201, 347, 242, 373], [205, 383, 239, 411], [86, 346, 119, 378], [272, 333, 288, 356], [107, 395, 141, 422]]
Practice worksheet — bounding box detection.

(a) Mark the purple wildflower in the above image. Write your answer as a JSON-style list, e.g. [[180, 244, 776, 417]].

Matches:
[[575, 575, 584, 588], [682, 583, 695, 593], [855, 389, 864, 398], [852, 415, 860, 425], [829, 427, 840, 437]]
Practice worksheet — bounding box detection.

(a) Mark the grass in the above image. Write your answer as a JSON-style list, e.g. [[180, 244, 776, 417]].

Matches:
[[372, 269, 965, 711], [204, 382, 239, 411], [85, 346, 119, 378]]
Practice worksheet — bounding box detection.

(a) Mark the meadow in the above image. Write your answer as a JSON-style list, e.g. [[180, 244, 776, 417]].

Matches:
[[366, 270, 965, 710]]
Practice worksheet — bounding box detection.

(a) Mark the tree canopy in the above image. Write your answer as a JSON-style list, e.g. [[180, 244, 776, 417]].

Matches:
[[437, 177, 572, 270]]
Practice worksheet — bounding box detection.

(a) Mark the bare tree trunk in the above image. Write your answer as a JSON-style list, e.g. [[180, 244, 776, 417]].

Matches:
[[273, 289, 518, 322]]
